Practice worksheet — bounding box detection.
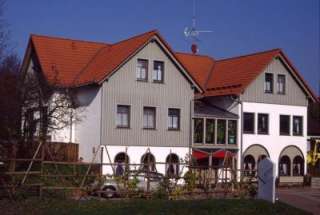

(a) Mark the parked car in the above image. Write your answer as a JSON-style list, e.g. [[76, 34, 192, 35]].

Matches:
[[91, 170, 164, 198]]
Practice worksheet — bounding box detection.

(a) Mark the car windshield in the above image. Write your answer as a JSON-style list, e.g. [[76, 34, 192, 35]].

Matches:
[[129, 170, 163, 181]]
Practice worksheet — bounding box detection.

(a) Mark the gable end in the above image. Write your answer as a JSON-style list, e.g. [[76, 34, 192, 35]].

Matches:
[[241, 57, 309, 106]]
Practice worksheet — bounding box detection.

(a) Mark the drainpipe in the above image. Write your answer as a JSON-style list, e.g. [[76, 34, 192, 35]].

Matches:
[[239, 100, 244, 176], [189, 86, 199, 167], [99, 84, 104, 172], [230, 96, 243, 177], [189, 97, 195, 167]]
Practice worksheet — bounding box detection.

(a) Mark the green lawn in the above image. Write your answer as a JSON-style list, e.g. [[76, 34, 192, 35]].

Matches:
[[0, 198, 311, 215]]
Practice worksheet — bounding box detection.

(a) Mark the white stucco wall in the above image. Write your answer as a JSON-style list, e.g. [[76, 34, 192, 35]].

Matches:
[[74, 86, 102, 162], [50, 86, 102, 162], [101, 145, 189, 176], [241, 102, 307, 176]]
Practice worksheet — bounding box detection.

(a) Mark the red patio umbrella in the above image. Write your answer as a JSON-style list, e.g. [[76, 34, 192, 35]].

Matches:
[[192, 150, 209, 160], [192, 149, 235, 160], [212, 150, 235, 158]]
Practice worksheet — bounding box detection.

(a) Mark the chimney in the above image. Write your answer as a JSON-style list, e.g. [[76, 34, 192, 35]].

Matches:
[[191, 43, 198, 54]]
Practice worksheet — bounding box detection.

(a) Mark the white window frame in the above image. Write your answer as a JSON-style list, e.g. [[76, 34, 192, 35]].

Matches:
[[168, 108, 180, 130], [264, 73, 274, 93], [136, 59, 148, 81], [292, 115, 303, 136], [277, 74, 286, 94], [116, 105, 130, 128], [143, 107, 156, 129], [152, 61, 164, 83]]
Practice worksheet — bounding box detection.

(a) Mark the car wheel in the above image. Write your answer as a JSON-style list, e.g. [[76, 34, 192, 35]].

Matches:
[[102, 186, 116, 198]]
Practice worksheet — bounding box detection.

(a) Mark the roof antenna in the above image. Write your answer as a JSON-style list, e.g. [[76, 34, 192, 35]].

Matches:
[[184, 0, 212, 54]]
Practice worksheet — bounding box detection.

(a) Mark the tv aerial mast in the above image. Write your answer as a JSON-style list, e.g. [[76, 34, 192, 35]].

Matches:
[[184, 0, 212, 54]]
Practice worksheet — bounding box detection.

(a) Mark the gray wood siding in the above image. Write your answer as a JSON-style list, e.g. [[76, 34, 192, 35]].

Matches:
[[101, 42, 194, 147], [241, 58, 308, 106]]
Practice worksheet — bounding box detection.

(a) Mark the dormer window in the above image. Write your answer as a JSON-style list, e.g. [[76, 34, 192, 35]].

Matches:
[[264, 73, 273, 93], [136, 59, 148, 81], [153, 61, 164, 83], [277, 74, 286, 94]]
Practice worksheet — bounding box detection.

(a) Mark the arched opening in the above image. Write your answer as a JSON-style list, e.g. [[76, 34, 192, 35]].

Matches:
[[279, 155, 291, 176], [114, 152, 129, 176], [244, 155, 255, 176], [166, 153, 179, 178], [278, 145, 305, 179], [293, 156, 304, 176], [243, 144, 269, 168], [141, 153, 156, 172]]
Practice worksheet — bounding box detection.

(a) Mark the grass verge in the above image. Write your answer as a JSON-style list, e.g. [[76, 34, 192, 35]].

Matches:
[[0, 198, 311, 215]]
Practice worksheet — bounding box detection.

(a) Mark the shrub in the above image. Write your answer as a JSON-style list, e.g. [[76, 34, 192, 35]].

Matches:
[[184, 171, 197, 192]]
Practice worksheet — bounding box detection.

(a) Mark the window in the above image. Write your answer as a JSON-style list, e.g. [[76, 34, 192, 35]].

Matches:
[[258, 114, 269, 134], [264, 73, 273, 93], [116, 105, 130, 128], [114, 153, 129, 176], [280, 115, 290, 135], [194, 118, 204, 143], [243, 112, 255, 134], [244, 155, 256, 176], [24, 109, 37, 140], [217, 119, 226, 144], [293, 116, 303, 136], [141, 153, 156, 172], [293, 156, 304, 176], [205, 119, 215, 144], [279, 155, 291, 176], [168, 108, 180, 130], [166, 154, 179, 178], [277, 74, 286, 94], [152, 61, 164, 82], [136, 59, 148, 81], [143, 107, 156, 129], [228, 120, 237, 144]]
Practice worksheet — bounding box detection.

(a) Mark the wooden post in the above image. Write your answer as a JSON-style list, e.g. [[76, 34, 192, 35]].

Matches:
[[124, 147, 128, 198], [80, 144, 102, 188], [105, 146, 115, 175], [40, 144, 45, 199], [146, 148, 150, 198], [209, 154, 212, 190], [22, 141, 43, 184]]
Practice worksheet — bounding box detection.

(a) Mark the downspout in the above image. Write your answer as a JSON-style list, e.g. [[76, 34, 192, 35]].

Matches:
[[189, 86, 197, 167], [230, 95, 243, 177], [99, 84, 104, 172], [239, 99, 243, 176], [189, 97, 194, 167]]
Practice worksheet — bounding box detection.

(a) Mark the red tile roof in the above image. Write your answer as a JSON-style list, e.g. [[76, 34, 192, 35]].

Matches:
[[175, 52, 215, 89], [29, 30, 203, 91], [31, 34, 108, 87], [205, 49, 279, 96], [178, 48, 317, 101], [27, 30, 317, 101], [74, 30, 157, 86]]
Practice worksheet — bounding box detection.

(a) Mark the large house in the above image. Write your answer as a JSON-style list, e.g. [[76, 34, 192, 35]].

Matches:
[[21, 30, 318, 183]]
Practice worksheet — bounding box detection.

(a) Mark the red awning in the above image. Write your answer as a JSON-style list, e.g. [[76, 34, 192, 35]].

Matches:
[[192, 150, 208, 160], [192, 149, 235, 160], [212, 150, 235, 158]]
